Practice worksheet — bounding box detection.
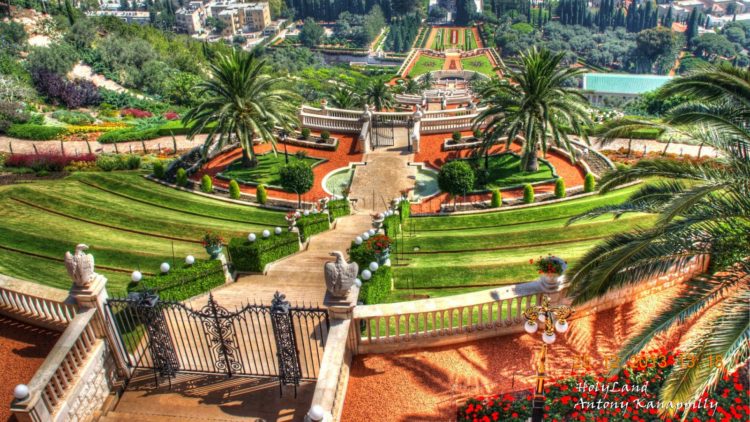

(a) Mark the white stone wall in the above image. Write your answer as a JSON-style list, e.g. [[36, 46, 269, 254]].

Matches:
[[54, 340, 117, 422]]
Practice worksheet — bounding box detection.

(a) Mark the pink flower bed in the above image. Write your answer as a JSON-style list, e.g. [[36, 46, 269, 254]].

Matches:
[[120, 108, 153, 118], [5, 153, 96, 172]]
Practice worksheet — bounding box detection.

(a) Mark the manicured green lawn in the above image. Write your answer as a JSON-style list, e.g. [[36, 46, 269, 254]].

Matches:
[[474, 153, 554, 190], [460, 55, 495, 76], [219, 153, 323, 187], [409, 55, 445, 77], [0, 172, 285, 295], [384, 185, 650, 302]]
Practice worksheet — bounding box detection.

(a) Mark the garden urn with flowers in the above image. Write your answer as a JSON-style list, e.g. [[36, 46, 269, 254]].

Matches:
[[202, 232, 224, 259], [532, 255, 568, 292], [285, 211, 300, 232], [371, 212, 385, 230], [367, 234, 392, 265]]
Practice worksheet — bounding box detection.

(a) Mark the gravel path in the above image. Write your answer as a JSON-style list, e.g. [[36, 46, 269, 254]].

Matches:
[[0, 134, 208, 155]]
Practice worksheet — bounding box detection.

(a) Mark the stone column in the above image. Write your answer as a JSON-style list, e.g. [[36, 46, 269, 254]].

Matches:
[[69, 275, 131, 378]]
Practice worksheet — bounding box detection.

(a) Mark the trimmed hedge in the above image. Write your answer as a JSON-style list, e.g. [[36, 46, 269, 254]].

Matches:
[[156, 120, 215, 136], [296, 214, 330, 241], [359, 266, 392, 305], [349, 242, 377, 270], [7, 124, 67, 140], [327, 199, 351, 220], [554, 178, 566, 198], [228, 232, 300, 273], [584, 173, 596, 192], [491, 189, 501, 208], [523, 184, 535, 203], [201, 174, 213, 193], [153, 160, 165, 179], [98, 127, 161, 143], [398, 199, 410, 221], [132, 260, 225, 302], [176, 168, 188, 187], [256, 183, 268, 204], [383, 215, 400, 237], [229, 179, 241, 199]]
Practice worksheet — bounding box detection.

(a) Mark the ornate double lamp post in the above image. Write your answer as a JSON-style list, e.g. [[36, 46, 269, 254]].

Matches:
[[523, 295, 574, 422]]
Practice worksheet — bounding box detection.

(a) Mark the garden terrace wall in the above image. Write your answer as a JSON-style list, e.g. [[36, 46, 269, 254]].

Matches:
[[0, 274, 76, 331], [351, 255, 708, 354]]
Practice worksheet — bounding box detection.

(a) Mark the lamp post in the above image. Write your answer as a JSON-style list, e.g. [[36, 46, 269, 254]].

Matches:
[[523, 295, 574, 422], [281, 130, 289, 164]]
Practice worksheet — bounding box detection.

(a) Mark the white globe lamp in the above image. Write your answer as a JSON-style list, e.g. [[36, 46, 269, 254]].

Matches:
[[307, 405, 326, 422], [274, 227, 282, 235], [368, 229, 376, 236], [160, 262, 170, 273], [354, 278, 362, 287], [354, 236, 363, 245], [542, 332, 556, 344], [262, 229, 270, 238], [524, 320, 538, 334], [303, 210, 310, 216], [361, 269, 372, 280], [369, 262, 379, 272], [185, 255, 195, 265], [555, 320, 569, 334], [248, 233, 257, 242], [131, 271, 142, 283], [362, 232, 370, 240], [537, 313, 546, 322], [384, 258, 391, 267], [13, 384, 29, 400]]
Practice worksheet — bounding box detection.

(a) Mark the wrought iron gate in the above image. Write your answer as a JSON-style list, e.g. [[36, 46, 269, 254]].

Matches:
[[370, 115, 395, 148], [106, 291, 329, 390]]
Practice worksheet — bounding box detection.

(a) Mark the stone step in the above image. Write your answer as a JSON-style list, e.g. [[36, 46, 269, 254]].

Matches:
[[98, 411, 257, 422]]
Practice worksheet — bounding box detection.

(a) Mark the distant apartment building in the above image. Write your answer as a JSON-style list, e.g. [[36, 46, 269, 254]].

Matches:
[[175, 2, 208, 34], [210, 1, 271, 35], [87, 10, 151, 25]]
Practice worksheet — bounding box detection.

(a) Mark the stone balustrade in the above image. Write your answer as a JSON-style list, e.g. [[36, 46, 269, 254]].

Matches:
[[0, 275, 76, 331], [11, 307, 104, 422]]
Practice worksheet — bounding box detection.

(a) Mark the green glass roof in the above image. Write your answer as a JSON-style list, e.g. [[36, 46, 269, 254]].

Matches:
[[583, 73, 672, 95]]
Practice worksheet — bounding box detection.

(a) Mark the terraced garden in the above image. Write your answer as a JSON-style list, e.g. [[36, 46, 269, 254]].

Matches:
[[460, 55, 495, 77], [408, 55, 445, 77], [0, 172, 285, 295], [387, 184, 653, 302]]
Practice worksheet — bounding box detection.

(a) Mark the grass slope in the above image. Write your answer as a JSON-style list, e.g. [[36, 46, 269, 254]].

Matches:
[[460, 55, 495, 76], [474, 153, 554, 190], [219, 153, 323, 188], [386, 185, 649, 302], [409, 55, 445, 77], [0, 172, 285, 295]]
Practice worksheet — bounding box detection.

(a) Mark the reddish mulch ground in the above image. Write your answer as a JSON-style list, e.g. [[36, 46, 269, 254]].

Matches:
[[193, 133, 363, 205], [412, 132, 586, 213], [341, 286, 688, 421], [0, 317, 60, 422]]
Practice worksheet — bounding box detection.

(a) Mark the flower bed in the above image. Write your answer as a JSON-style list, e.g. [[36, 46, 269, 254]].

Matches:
[[130, 260, 225, 302], [296, 213, 330, 241], [458, 349, 748, 422], [227, 231, 300, 273], [5, 153, 96, 172]]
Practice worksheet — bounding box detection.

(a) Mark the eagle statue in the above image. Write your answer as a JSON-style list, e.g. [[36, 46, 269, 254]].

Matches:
[[324, 251, 359, 298], [64, 244, 98, 288]]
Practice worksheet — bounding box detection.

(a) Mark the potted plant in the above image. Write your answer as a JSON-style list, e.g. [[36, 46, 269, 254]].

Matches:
[[285, 211, 300, 231], [202, 232, 225, 259], [532, 255, 568, 292], [367, 234, 392, 264], [452, 131, 463, 143]]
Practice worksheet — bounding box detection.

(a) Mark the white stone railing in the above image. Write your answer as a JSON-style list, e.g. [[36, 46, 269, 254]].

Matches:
[[299, 106, 364, 134], [0, 275, 76, 331], [352, 255, 709, 354], [420, 113, 485, 134], [11, 307, 102, 421]]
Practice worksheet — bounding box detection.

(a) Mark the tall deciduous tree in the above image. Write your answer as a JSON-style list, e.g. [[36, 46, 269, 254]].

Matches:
[[280, 160, 314, 207], [183, 50, 298, 168]]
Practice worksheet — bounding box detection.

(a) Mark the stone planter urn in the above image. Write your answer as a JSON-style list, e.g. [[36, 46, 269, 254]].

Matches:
[[205, 244, 223, 259], [539, 273, 566, 292], [376, 248, 391, 265], [285, 211, 300, 232], [371, 212, 385, 230]]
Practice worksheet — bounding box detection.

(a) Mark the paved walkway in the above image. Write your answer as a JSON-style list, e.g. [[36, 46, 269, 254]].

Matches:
[[0, 134, 207, 155], [593, 138, 719, 158]]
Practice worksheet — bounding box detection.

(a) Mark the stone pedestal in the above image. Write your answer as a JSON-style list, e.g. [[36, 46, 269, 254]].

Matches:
[[538, 274, 568, 293], [323, 285, 360, 320]]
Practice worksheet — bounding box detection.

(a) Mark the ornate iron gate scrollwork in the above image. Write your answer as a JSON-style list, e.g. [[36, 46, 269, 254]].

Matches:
[[132, 291, 180, 379], [270, 292, 302, 397], [199, 293, 243, 376]]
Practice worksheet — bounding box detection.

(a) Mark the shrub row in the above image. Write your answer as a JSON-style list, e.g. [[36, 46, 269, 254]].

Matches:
[[398, 199, 410, 221], [97, 126, 161, 143], [132, 260, 225, 302], [228, 232, 300, 273], [359, 266, 392, 305], [296, 214, 330, 241], [96, 154, 141, 171], [327, 199, 351, 220], [51, 110, 94, 125], [5, 153, 96, 172], [383, 215, 400, 237], [7, 124, 67, 140], [156, 120, 215, 136]]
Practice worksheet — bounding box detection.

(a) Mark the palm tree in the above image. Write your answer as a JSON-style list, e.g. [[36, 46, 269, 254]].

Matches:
[[474, 47, 591, 172], [363, 77, 394, 111], [404, 77, 421, 95], [328, 84, 359, 109], [183, 49, 298, 168], [567, 63, 750, 417], [420, 72, 433, 90]]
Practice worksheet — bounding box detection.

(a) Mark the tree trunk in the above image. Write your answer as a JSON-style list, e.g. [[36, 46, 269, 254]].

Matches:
[[297, 193, 302, 209], [697, 142, 704, 158], [627, 136, 633, 157], [524, 151, 539, 172]]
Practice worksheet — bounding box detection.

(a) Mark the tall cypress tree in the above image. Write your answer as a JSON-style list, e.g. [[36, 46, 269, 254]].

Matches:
[[686, 7, 699, 47], [664, 6, 674, 28]]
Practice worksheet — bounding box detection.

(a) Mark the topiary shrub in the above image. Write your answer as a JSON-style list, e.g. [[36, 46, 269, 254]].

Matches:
[[228, 232, 300, 272], [296, 214, 330, 241], [523, 183, 534, 204], [491, 189, 501, 208], [176, 168, 188, 187], [256, 183, 268, 204], [320, 130, 330, 140], [153, 160, 165, 179], [301, 127, 311, 140], [554, 178, 566, 198], [359, 266, 392, 305], [125, 154, 141, 170], [452, 131, 462, 142], [201, 175, 213, 193], [584, 173, 596, 192], [96, 155, 123, 171], [229, 179, 241, 199]]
